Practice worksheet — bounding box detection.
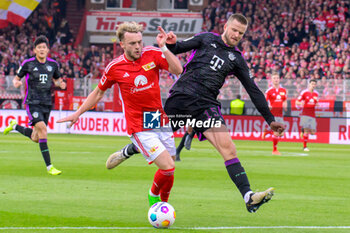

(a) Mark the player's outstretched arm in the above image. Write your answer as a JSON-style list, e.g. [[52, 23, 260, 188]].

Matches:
[[157, 26, 183, 75], [13, 76, 22, 88], [57, 86, 105, 128], [165, 31, 202, 55]]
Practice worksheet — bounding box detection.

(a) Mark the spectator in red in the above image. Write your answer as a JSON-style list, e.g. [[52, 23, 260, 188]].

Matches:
[[299, 37, 310, 50], [326, 9, 339, 29]]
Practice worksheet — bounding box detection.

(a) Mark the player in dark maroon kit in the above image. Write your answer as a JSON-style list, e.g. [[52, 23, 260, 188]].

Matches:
[[3, 35, 66, 175]]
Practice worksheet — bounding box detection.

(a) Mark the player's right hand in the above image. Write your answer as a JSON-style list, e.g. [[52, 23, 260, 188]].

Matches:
[[270, 121, 285, 136], [156, 26, 167, 48], [166, 31, 177, 44], [56, 113, 80, 128]]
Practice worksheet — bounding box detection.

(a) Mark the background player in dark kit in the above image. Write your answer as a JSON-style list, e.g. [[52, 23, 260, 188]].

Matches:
[[3, 35, 66, 175]]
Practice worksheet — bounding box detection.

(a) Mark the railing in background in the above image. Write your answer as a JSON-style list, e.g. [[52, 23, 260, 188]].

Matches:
[[159, 76, 350, 101]]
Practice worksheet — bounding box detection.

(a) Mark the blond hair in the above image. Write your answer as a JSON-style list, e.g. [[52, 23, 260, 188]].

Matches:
[[116, 21, 143, 42], [271, 72, 280, 77]]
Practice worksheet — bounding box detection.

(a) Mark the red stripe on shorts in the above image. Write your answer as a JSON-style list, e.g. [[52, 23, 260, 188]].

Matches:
[[133, 134, 149, 157]]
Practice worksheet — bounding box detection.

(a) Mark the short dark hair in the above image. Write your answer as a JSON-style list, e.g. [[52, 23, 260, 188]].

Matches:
[[309, 79, 316, 83], [34, 35, 49, 47], [227, 13, 248, 25]]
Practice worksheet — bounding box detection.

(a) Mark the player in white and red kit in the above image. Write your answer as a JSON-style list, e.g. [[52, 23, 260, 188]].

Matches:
[[296, 79, 318, 152], [57, 22, 183, 206], [262, 73, 287, 155]]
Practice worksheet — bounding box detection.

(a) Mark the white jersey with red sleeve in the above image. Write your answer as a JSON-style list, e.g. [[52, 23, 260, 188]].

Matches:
[[98, 46, 169, 135], [297, 89, 319, 118], [265, 87, 287, 117]]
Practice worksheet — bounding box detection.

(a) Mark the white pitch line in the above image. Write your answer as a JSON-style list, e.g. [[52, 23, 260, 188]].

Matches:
[[0, 226, 350, 230]]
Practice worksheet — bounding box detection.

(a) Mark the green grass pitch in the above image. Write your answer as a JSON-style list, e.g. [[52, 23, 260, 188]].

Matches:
[[1, 133, 350, 233]]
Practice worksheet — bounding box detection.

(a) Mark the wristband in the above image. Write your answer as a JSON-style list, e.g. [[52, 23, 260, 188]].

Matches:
[[160, 45, 168, 52]]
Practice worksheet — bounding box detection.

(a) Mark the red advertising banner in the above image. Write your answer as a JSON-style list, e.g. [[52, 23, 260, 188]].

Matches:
[[174, 115, 330, 143], [54, 91, 69, 110], [69, 96, 88, 110]]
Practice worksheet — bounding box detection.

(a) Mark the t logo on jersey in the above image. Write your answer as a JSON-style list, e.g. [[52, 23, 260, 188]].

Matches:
[[210, 55, 224, 71], [143, 110, 161, 129], [39, 74, 48, 84]]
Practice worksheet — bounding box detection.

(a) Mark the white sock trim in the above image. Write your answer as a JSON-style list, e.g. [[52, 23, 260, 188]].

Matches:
[[244, 191, 253, 203], [47, 165, 52, 171], [149, 190, 160, 197]]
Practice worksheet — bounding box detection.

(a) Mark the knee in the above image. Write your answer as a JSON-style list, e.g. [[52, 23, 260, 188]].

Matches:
[[41, 131, 48, 138], [36, 127, 47, 138], [221, 140, 236, 154]]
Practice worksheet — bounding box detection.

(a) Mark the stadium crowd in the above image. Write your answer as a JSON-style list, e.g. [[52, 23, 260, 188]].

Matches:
[[202, 0, 350, 99], [0, 0, 349, 101]]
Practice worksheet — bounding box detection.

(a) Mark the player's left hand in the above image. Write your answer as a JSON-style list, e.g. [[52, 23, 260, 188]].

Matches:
[[60, 81, 66, 89], [270, 121, 285, 136], [156, 26, 167, 48]]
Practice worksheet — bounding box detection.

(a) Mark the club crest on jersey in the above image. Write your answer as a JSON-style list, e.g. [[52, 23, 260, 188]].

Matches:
[[142, 62, 156, 71], [32, 112, 39, 118], [228, 52, 236, 61], [46, 65, 52, 72]]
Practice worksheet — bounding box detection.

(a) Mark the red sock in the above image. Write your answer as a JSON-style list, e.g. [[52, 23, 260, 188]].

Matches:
[[160, 169, 175, 202], [303, 133, 309, 148], [272, 135, 279, 151], [151, 168, 175, 202]]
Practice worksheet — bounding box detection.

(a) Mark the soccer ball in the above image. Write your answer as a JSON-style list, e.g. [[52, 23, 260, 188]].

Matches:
[[148, 202, 176, 228]]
